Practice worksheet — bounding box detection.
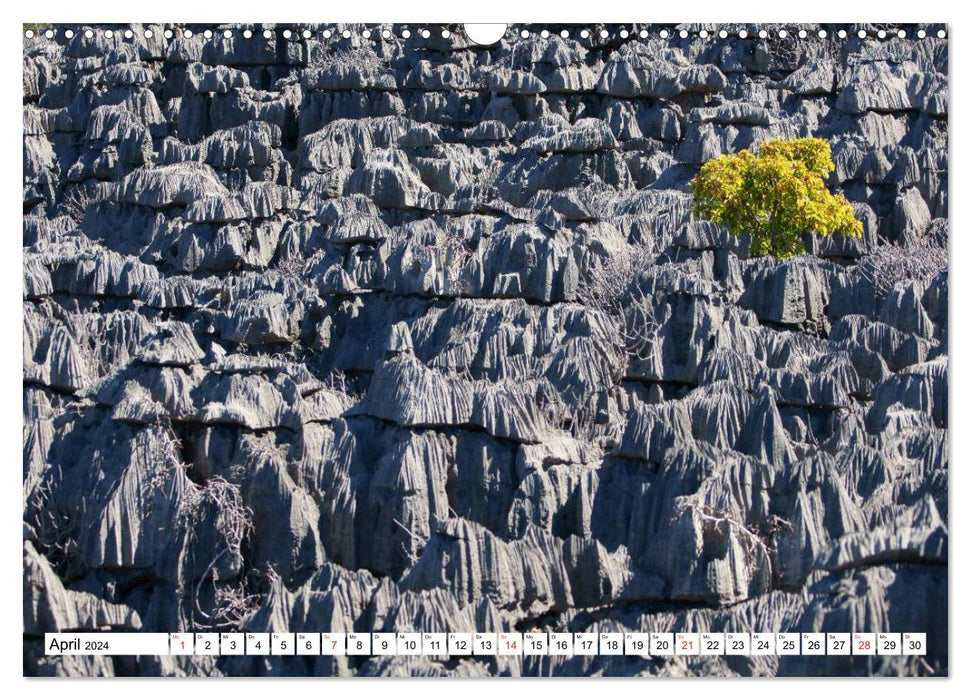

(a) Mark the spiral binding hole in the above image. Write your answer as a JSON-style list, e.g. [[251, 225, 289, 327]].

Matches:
[[22, 24, 946, 44]]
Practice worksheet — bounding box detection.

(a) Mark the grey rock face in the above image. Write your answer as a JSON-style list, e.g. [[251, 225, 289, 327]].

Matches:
[[23, 23, 947, 677]]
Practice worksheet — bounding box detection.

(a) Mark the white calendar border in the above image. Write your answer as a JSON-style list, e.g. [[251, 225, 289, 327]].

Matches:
[[5, 0, 963, 698]]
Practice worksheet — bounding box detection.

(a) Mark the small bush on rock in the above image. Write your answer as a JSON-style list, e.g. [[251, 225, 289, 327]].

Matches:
[[858, 240, 947, 296], [692, 137, 863, 258], [576, 242, 661, 361]]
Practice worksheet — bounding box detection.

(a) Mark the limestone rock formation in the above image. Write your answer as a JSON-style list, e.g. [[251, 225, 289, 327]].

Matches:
[[23, 22, 947, 677]]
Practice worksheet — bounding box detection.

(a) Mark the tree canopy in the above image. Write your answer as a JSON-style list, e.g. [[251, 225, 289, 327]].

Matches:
[[691, 138, 863, 258]]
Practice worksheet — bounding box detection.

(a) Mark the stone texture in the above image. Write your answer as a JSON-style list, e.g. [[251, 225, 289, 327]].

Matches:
[[23, 23, 947, 678]]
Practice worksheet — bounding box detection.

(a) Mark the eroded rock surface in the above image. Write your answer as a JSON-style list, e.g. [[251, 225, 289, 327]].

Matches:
[[23, 23, 947, 677]]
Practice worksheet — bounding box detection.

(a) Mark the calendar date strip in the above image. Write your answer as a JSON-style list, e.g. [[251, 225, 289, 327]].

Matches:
[[44, 631, 927, 657]]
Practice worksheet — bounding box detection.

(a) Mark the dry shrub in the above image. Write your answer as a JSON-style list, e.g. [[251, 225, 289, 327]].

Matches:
[[576, 242, 661, 360], [858, 241, 947, 296], [182, 477, 258, 630]]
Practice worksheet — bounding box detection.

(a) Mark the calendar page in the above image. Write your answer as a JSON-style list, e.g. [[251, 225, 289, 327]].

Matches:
[[23, 20, 948, 678]]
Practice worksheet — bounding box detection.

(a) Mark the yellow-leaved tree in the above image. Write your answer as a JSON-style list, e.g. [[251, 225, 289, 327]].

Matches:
[[691, 138, 863, 258]]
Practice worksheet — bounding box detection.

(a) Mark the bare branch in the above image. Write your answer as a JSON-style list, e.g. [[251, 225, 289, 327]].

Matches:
[[857, 240, 947, 296]]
